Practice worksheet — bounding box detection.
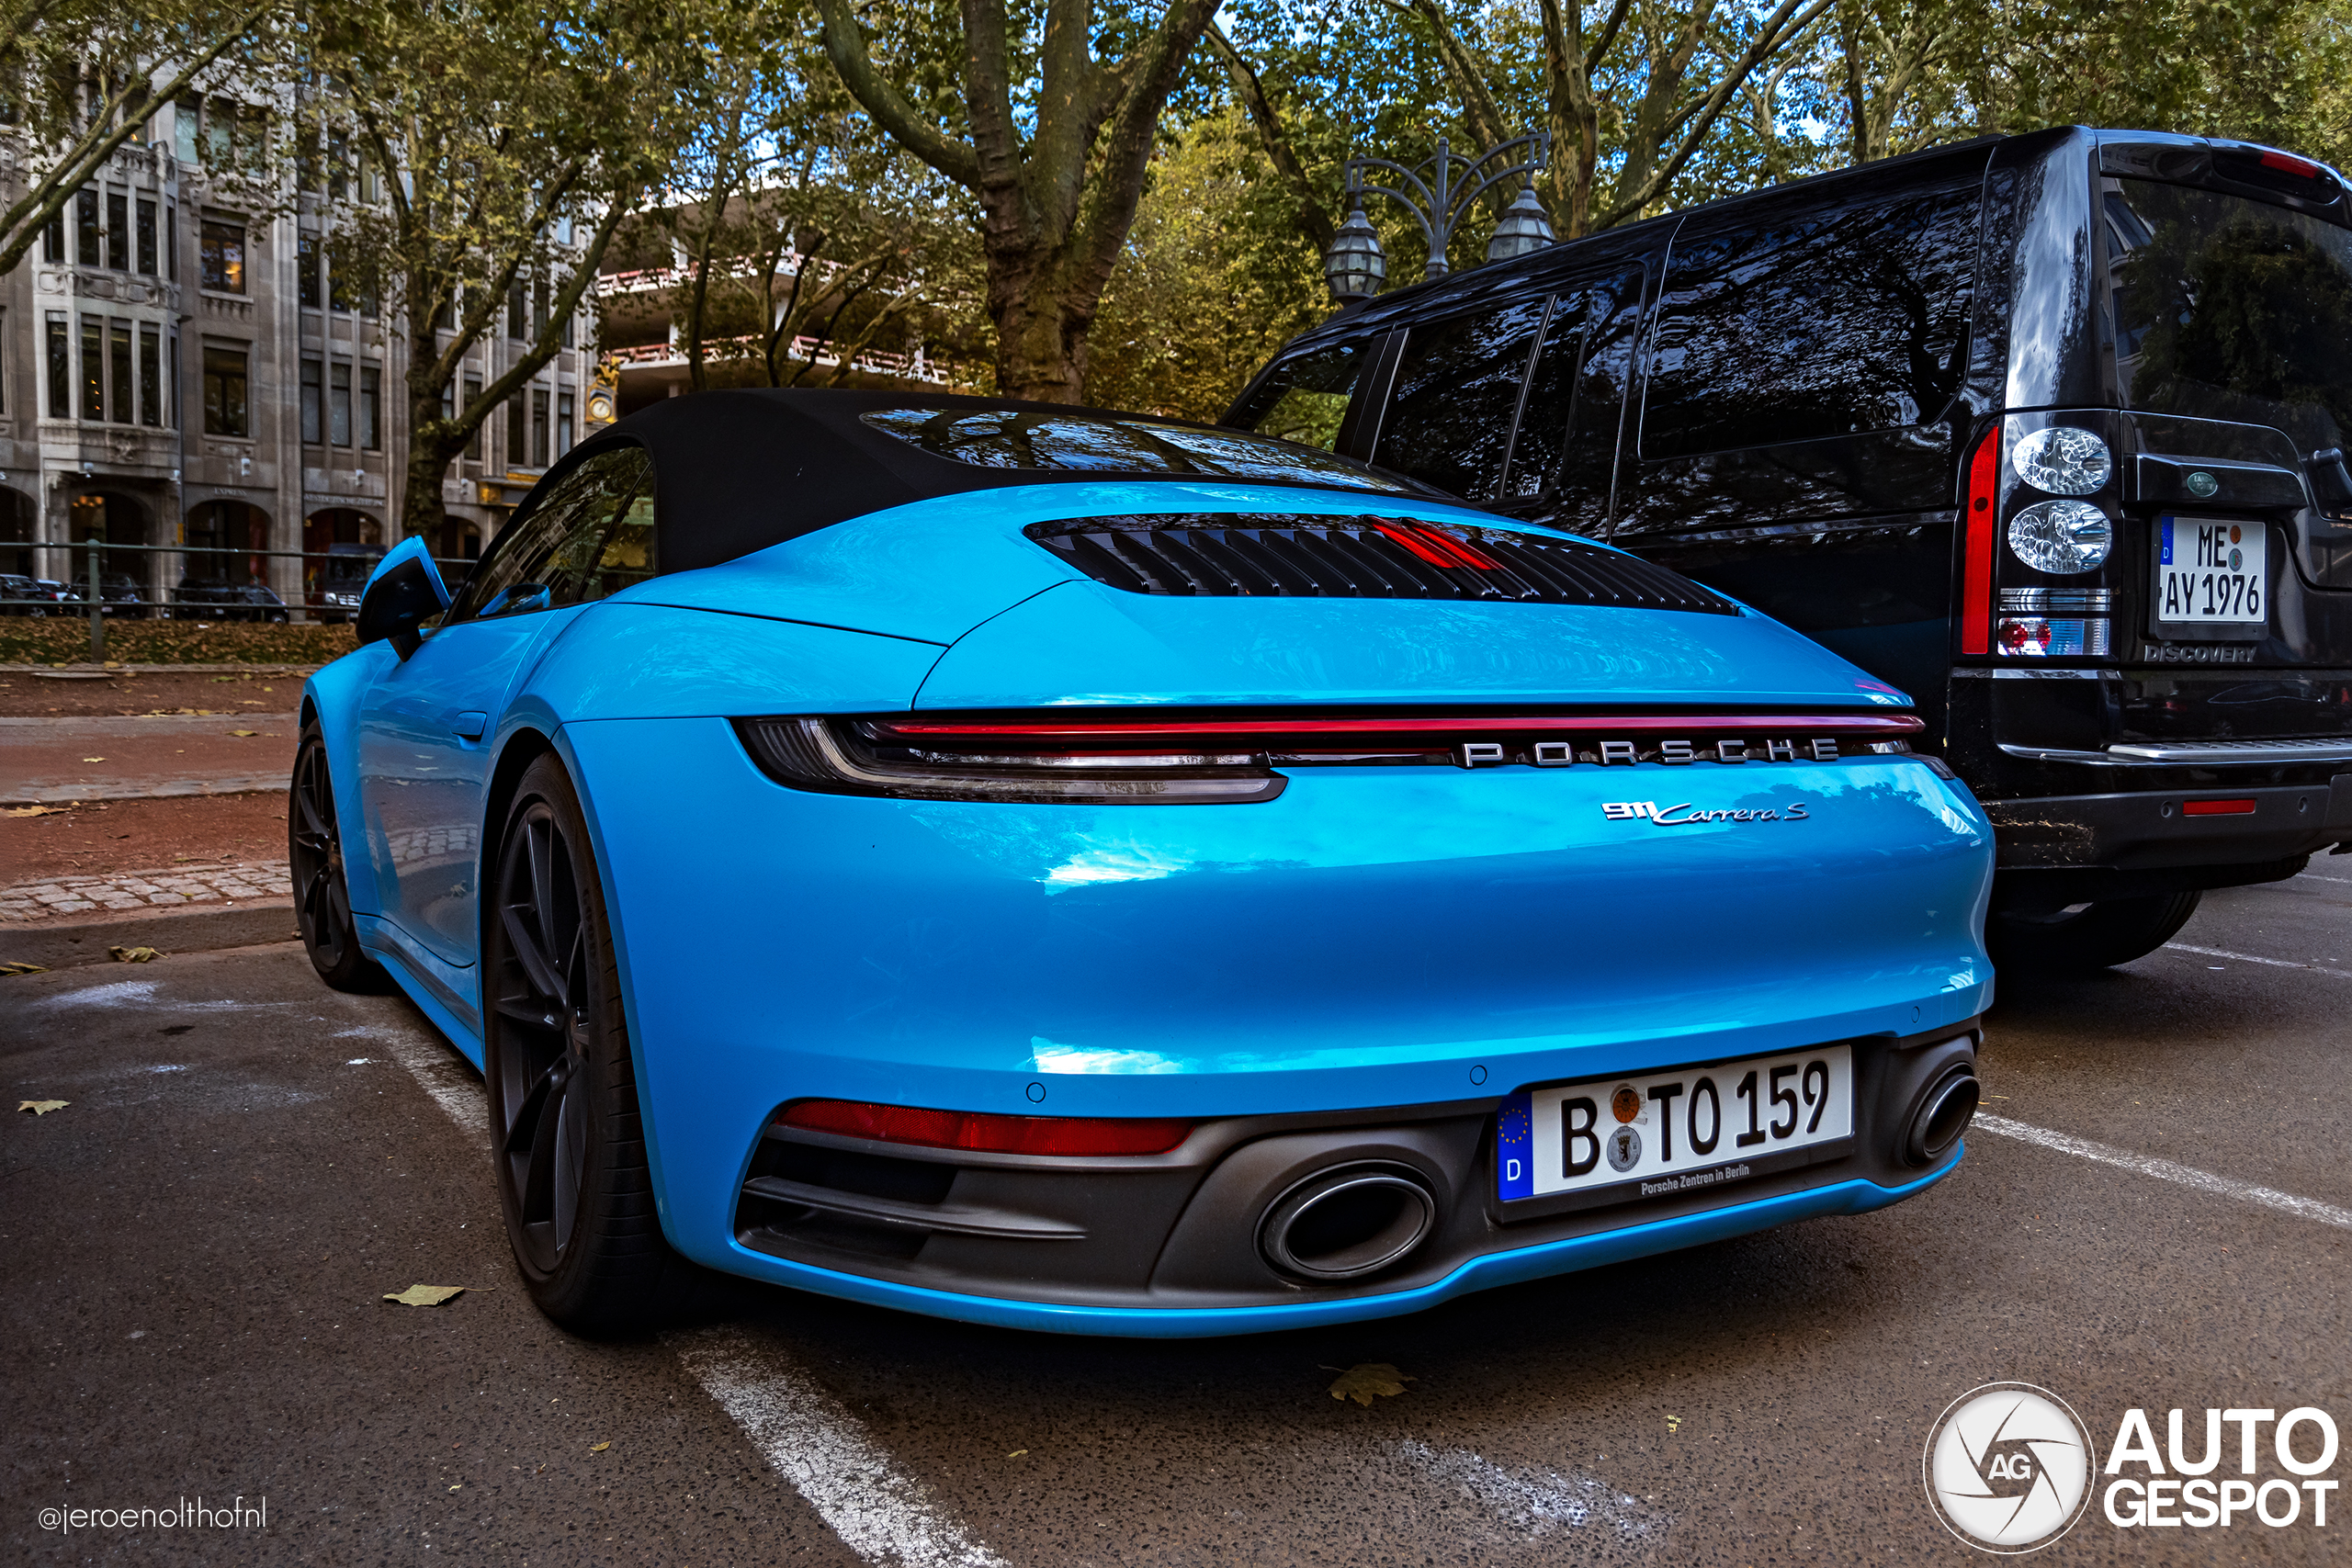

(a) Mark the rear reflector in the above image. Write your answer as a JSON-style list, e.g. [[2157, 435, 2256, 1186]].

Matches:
[[1961, 427, 2001, 657], [777, 1100, 1193, 1156], [2182, 798, 2257, 817]]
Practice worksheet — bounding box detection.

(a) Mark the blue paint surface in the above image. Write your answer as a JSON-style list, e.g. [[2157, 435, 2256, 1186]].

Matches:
[[306, 479, 1994, 1334]]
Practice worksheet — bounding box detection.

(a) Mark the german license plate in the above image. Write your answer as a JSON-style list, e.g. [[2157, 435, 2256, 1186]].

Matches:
[[2154, 516, 2267, 625], [1498, 1044, 1854, 1211]]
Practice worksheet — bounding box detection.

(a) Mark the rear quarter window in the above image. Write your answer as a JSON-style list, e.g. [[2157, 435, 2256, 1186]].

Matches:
[[1226, 340, 1377, 451], [1370, 299, 1550, 500], [1641, 181, 1983, 459]]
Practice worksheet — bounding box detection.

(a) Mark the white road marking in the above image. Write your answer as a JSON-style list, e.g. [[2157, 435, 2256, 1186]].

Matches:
[[342, 1023, 487, 1137], [668, 1327, 1009, 1568], [2165, 942, 2350, 976], [366, 1015, 1004, 1567], [2301, 873, 2352, 885], [1973, 1114, 2352, 1231], [1397, 1439, 1666, 1544]]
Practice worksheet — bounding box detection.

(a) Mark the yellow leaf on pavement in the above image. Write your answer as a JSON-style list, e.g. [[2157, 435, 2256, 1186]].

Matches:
[[590, 1441, 611, 1453], [1326, 1364, 1416, 1405], [4, 805, 62, 818], [107, 946, 162, 963], [81, 756, 105, 762], [230, 729, 257, 737], [383, 1284, 467, 1307], [18, 1100, 68, 1115], [3, 962, 51, 976]]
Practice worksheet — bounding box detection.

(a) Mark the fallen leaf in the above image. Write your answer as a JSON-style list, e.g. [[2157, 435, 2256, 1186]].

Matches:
[[448, 1483, 463, 1492], [3, 962, 51, 976], [18, 1100, 68, 1115], [107, 946, 162, 963], [81, 756, 106, 762], [1006, 1450, 1028, 1459], [229, 729, 257, 738], [4, 805, 63, 818], [1326, 1364, 1416, 1405], [589, 1441, 611, 1453], [383, 1284, 467, 1307]]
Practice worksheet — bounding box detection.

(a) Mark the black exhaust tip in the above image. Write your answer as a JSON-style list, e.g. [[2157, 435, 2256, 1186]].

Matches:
[[1904, 1066, 1980, 1167], [1258, 1163, 1437, 1280]]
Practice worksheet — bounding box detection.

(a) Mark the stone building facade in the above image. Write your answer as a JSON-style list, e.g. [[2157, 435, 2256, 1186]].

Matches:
[[4, 95, 593, 615]]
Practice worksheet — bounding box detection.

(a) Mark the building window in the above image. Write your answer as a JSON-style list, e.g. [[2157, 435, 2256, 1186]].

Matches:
[[164, 203, 175, 281], [507, 280, 525, 340], [140, 327, 161, 425], [532, 276, 548, 340], [300, 357, 322, 444], [203, 344, 249, 436], [169, 333, 179, 427], [80, 316, 104, 419], [75, 187, 100, 265], [46, 315, 70, 417], [106, 191, 130, 269], [329, 254, 354, 314], [297, 233, 321, 309], [175, 96, 198, 162], [43, 210, 64, 262], [109, 321, 132, 423], [330, 361, 352, 446], [557, 390, 575, 458], [360, 365, 381, 449], [136, 198, 157, 274], [199, 220, 244, 293], [507, 388, 526, 464], [463, 375, 482, 459]]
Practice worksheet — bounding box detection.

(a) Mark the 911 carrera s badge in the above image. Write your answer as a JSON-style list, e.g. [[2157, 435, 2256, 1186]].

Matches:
[[1602, 800, 1811, 823]]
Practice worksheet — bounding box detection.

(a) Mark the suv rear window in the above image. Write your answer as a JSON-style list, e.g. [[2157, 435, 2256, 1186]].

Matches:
[[2108, 178, 2352, 452], [1642, 182, 1981, 458], [1371, 299, 1550, 501]]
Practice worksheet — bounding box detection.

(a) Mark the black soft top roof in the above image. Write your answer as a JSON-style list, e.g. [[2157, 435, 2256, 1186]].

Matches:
[[568, 388, 1430, 575]]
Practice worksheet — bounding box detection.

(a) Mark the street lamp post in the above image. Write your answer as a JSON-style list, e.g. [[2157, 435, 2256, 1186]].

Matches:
[[1323, 130, 1556, 304]]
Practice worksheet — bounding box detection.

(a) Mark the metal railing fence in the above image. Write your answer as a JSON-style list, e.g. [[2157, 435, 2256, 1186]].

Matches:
[[5, 540, 478, 661]]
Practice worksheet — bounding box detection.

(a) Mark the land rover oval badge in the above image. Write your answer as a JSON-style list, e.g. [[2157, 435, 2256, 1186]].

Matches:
[[2186, 469, 2220, 498]]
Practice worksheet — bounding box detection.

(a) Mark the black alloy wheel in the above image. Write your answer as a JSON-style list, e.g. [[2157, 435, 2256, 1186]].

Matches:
[[1988, 890, 2204, 972], [288, 725, 390, 992], [485, 752, 672, 1333]]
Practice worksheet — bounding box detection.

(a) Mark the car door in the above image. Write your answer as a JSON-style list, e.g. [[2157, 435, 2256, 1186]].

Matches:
[[356, 444, 655, 966]]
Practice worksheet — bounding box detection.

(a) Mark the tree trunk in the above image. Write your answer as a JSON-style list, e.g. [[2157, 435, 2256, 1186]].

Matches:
[[989, 261, 1090, 402]]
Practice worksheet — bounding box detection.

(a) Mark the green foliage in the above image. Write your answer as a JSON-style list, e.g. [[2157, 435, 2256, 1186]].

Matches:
[[1084, 107, 1330, 417]]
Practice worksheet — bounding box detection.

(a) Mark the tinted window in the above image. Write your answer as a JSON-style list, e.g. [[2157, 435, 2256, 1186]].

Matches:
[[1504, 267, 1646, 521], [1226, 340, 1375, 450], [2109, 179, 2352, 451], [859, 408, 1412, 492], [1372, 300, 1549, 500], [447, 445, 655, 623], [1642, 184, 1981, 458]]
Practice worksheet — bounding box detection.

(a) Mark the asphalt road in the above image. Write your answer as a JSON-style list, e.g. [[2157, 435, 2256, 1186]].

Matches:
[[4, 865, 2348, 1566]]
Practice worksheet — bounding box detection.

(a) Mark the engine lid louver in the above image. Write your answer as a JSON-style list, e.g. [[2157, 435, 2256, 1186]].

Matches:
[[1024, 513, 1741, 616]]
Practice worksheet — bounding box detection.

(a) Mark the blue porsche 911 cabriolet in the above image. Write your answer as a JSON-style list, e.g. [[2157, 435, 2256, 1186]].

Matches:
[[295, 389, 1992, 1336]]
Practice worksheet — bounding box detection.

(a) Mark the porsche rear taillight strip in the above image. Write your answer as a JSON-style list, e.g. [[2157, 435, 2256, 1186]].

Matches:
[[869, 713, 1926, 742]]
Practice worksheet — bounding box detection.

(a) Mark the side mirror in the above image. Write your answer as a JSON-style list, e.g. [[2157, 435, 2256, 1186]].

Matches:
[[356, 536, 451, 660]]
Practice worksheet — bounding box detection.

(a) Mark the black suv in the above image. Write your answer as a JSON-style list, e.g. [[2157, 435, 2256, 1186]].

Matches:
[[1227, 126, 2352, 969], [172, 580, 289, 622]]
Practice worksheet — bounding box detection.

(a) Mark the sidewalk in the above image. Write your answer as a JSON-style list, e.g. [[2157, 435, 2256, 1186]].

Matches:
[[1, 712, 298, 804], [1, 859, 289, 922]]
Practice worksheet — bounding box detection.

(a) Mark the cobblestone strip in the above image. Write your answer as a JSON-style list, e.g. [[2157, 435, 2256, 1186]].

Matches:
[[0, 860, 291, 921]]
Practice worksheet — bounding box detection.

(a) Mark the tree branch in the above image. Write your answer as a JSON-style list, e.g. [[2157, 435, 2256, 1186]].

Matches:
[[813, 0, 982, 187], [1204, 22, 1334, 253]]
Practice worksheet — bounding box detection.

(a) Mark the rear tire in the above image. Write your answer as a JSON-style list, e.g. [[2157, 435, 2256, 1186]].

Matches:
[[485, 753, 674, 1335], [289, 725, 391, 993], [1989, 890, 2202, 972]]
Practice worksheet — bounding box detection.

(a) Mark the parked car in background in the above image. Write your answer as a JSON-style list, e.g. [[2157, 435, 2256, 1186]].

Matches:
[[310, 544, 383, 623], [1228, 125, 2352, 970], [173, 580, 291, 623], [37, 581, 82, 611], [293, 389, 1991, 1337], [1, 573, 51, 614], [73, 570, 148, 617]]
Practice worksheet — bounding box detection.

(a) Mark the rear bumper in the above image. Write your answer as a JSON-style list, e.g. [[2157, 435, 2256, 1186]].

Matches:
[[1985, 775, 2352, 872]]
